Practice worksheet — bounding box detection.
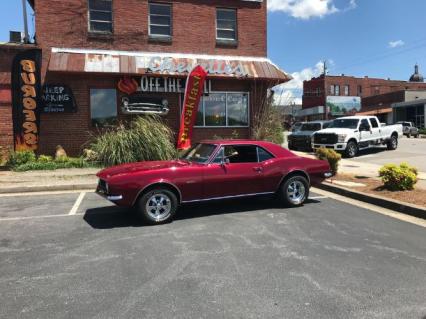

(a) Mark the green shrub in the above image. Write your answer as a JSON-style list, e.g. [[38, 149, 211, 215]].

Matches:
[[419, 128, 426, 135], [90, 116, 177, 166], [315, 147, 342, 175], [6, 150, 36, 167], [38, 155, 53, 163], [379, 162, 418, 191], [13, 157, 95, 172]]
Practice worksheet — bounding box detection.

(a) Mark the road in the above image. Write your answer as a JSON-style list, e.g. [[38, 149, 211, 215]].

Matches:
[[0, 190, 425, 319]]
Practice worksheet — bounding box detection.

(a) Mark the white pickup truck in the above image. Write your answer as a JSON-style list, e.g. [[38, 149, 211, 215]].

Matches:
[[312, 116, 403, 158]]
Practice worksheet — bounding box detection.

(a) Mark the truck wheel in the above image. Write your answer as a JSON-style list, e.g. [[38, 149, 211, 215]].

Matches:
[[279, 175, 309, 207], [387, 135, 398, 150], [345, 141, 358, 158], [136, 188, 178, 224], [414, 134, 419, 138], [407, 133, 411, 138]]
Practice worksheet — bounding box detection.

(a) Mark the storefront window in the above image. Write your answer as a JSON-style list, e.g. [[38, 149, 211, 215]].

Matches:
[[90, 89, 117, 127], [227, 93, 248, 126], [204, 93, 226, 126], [196, 92, 249, 127]]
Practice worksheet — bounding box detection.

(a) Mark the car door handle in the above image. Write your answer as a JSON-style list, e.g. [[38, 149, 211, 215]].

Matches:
[[253, 167, 263, 172]]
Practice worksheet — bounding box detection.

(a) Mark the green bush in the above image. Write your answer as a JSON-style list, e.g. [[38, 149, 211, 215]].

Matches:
[[38, 155, 53, 163], [90, 115, 177, 166], [419, 128, 426, 135], [13, 157, 94, 172], [379, 162, 418, 191], [6, 150, 36, 167], [315, 147, 342, 176]]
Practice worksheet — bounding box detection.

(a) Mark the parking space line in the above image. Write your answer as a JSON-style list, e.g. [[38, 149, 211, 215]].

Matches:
[[309, 196, 328, 199], [68, 192, 86, 215], [0, 214, 72, 222], [0, 190, 93, 198], [311, 187, 426, 228]]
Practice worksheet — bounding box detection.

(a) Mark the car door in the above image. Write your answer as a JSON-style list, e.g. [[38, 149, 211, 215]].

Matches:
[[368, 117, 382, 141], [202, 145, 266, 199], [359, 119, 372, 146]]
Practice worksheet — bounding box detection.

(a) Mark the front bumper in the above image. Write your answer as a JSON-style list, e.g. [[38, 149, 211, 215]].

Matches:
[[96, 179, 123, 202], [312, 143, 347, 151]]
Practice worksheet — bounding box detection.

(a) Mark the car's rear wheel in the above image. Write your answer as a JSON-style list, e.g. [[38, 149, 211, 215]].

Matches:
[[136, 188, 178, 224], [279, 175, 309, 207]]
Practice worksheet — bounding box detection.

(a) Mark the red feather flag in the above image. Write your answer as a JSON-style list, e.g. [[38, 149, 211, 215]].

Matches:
[[177, 65, 207, 150]]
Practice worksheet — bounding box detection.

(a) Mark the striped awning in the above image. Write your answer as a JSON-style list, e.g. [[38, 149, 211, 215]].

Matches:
[[48, 48, 291, 83]]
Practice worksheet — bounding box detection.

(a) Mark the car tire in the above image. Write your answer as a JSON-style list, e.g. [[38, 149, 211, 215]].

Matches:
[[136, 188, 178, 224], [279, 175, 309, 207], [387, 135, 398, 150], [345, 141, 358, 158], [414, 134, 419, 138], [407, 133, 411, 138]]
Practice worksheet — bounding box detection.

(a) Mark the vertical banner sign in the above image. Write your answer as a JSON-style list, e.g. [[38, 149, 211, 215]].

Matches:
[[177, 65, 207, 150], [11, 49, 42, 151]]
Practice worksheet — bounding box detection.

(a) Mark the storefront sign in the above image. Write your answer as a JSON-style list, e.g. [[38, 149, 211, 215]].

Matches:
[[42, 84, 76, 113], [140, 76, 211, 93], [177, 66, 207, 150], [11, 49, 42, 151]]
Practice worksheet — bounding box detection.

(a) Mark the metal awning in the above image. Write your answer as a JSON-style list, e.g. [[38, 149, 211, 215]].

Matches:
[[48, 48, 291, 83], [357, 108, 392, 115]]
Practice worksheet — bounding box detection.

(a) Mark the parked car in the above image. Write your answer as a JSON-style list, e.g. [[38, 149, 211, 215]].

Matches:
[[288, 121, 332, 151], [312, 116, 403, 158], [396, 121, 419, 138], [290, 122, 304, 132], [96, 140, 331, 224]]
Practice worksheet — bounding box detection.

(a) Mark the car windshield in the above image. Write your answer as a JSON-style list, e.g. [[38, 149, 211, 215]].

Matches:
[[330, 119, 359, 129], [179, 143, 217, 163], [300, 123, 321, 131]]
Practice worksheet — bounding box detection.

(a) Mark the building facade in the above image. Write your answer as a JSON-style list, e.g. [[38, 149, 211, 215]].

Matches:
[[1, 0, 290, 156], [302, 67, 426, 121]]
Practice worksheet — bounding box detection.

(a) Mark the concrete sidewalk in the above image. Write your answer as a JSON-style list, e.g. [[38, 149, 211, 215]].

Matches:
[[0, 168, 99, 193], [293, 151, 426, 189]]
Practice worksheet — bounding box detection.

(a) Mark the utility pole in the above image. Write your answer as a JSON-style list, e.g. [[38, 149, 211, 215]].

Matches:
[[323, 60, 328, 120], [22, 0, 30, 43]]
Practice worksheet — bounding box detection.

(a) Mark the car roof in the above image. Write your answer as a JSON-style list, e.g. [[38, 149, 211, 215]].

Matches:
[[199, 139, 294, 158]]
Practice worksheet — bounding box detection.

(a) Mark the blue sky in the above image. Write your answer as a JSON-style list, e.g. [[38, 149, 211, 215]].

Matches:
[[1, 0, 425, 104]]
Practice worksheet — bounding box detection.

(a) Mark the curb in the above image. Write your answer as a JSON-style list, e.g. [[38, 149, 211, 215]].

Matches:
[[0, 183, 97, 194], [318, 182, 426, 220]]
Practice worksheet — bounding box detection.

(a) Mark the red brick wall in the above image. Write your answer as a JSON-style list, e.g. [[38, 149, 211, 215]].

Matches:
[[303, 75, 426, 109], [33, 0, 267, 77]]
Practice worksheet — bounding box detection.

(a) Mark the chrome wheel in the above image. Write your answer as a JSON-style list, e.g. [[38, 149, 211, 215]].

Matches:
[[347, 143, 357, 157], [145, 193, 172, 221], [287, 180, 306, 205]]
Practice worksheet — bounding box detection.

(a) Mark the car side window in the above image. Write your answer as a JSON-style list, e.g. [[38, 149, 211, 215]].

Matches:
[[360, 119, 370, 130], [322, 122, 331, 129], [370, 118, 379, 128], [213, 145, 258, 163], [257, 147, 274, 162]]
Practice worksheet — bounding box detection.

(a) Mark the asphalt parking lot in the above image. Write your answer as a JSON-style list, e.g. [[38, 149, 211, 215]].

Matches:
[[0, 190, 425, 319]]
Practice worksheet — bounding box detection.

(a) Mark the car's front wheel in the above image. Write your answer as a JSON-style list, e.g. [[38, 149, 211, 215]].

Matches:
[[279, 175, 309, 207], [345, 141, 358, 158], [136, 188, 178, 224]]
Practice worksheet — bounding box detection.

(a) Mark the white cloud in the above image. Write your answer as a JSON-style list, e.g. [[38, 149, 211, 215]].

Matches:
[[268, 0, 356, 19], [388, 40, 404, 48], [273, 61, 326, 105]]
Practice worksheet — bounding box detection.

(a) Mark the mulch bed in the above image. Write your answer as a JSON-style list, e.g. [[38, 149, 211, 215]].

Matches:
[[329, 173, 426, 208]]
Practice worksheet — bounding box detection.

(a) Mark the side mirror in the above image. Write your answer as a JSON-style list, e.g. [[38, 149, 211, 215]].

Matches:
[[220, 151, 238, 166]]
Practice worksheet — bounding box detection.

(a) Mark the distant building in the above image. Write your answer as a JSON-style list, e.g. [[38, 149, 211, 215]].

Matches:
[[302, 64, 426, 120]]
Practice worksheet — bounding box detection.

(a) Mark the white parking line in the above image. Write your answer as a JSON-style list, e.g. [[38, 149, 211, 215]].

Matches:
[[68, 192, 86, 215], [309, 196, 328, 200]]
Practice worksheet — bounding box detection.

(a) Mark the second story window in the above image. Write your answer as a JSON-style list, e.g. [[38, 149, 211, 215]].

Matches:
[[216, 8, 237, 43], [88, 0, 113, 33], [344, 85, 349, 96], [149, 3, 172, 39]]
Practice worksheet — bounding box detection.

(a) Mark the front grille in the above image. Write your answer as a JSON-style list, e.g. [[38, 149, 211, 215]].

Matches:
[[97, 179, 108, 194], [314, 133, 337, 144], [291, 136, 311, 147]]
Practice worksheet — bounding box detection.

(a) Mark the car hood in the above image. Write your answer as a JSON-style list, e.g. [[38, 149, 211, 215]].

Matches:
[[315, 128, 355, 135], [97, 160, 191, 179]]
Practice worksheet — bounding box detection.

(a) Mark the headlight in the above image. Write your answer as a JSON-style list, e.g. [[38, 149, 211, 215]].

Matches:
[[337, 134, 347, 143]]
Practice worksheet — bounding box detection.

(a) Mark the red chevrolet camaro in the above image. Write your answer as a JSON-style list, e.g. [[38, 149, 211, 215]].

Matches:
[[96, 140, 331, 224]]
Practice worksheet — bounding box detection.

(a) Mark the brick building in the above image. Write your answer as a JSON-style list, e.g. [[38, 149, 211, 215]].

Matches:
[[1, 0, 290, 156], [302, 67, 426, 121]]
